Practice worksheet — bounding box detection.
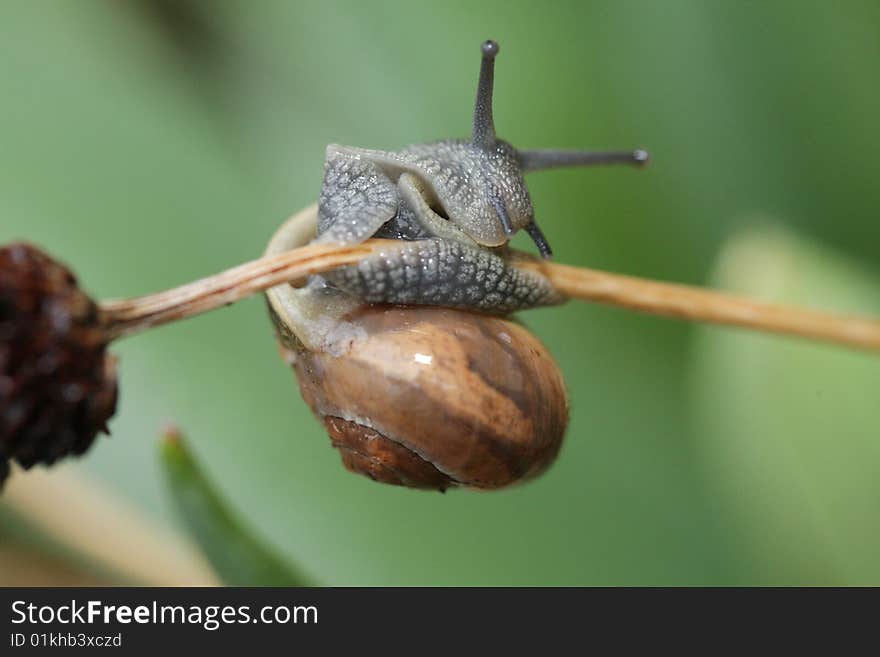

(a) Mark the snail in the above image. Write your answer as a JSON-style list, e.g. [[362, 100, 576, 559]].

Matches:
[[265, 40, 647, 490], [266, 207, 568, 491]]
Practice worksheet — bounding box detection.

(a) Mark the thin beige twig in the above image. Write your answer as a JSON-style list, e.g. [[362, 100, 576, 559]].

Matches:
[[101, 241, 384, 339], [100, 236, 880, 352], [519, 260, 880, 352]]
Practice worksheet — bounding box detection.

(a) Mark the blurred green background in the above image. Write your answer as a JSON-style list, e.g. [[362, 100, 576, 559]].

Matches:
[[1, 0, 879, 585]]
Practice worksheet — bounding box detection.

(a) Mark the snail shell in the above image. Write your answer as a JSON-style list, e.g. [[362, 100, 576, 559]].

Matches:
[[265, 207, 568, 491]]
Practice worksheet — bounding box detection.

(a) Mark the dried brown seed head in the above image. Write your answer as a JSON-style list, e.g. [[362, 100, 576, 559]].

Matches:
[[0, 243, 118, 486]]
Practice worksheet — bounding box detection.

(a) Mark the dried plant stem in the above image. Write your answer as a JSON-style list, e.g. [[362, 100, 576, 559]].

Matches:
[[101, 237, 880, 352], [101, 241, 381, 339], [520, 260, 880, 352]]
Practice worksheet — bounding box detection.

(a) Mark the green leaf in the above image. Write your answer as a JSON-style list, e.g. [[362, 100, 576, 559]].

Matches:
[[159, 428, 312, 586], [690, 224, 880, 584]]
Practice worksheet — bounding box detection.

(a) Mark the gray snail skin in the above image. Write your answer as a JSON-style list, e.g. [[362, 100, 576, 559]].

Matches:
[[313, 40, 647, 313], [266, 40, 648, 490]]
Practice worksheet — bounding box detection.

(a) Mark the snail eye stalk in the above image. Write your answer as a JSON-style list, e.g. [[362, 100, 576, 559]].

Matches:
[[471, 40, 499, 149], [517, 148, 650, 173]]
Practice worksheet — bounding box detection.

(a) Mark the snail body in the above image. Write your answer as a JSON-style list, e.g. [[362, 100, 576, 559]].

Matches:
[[311, 40, 646, 313], [266, 207, 568, 491]]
